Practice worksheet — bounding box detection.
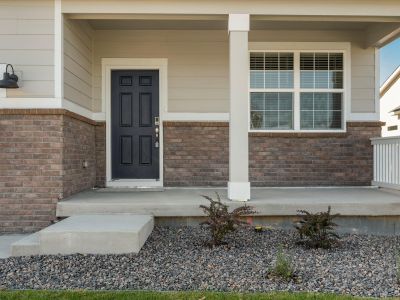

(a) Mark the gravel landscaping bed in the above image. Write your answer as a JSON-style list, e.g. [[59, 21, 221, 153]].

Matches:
[[0, 226, 399, 298]]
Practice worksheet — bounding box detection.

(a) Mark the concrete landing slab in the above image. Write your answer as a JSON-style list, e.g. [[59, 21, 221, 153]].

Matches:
[[57, 187, 400, 217], [39, 215, 154, 255], [10, 233, 40, 257]]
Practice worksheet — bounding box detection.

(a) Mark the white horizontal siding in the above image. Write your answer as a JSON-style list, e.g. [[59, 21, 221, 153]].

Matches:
[[63, 19, 93, 110], [0, 0, 54, 98]]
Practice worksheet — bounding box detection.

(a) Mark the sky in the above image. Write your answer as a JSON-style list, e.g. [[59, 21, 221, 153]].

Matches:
[[380, 38, 400, 85]]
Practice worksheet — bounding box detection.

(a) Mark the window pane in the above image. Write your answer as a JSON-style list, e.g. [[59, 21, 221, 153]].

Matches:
[[250, 71, 264, 88], [249, 52, 294, 89], [328, 93, 342, 110], [279, 53, 294, 70], [264, 111, 279, 128], [300, 93, 313, 110], [300, 111, 313, 129], [329, 71, 343, 89], [315, 71, 329, 88], [300, 71, 314, 88], [314, 93, 328, 110], [279, 92, 293, 110], [279, 111, 293, 129], [300, 52, 343, 90], [329, 53, 343, 70], [315, 53, 328, 70], [265, 92, 279, 110], [328, 111, 342, 129], [300, 53, 314, 70], [300, 93, 342, 130], [314, 111, 328, 129], [265, 71, 279, 88], [279, 53, 294, 88], [250, 92, 264, 110], [265, 53, 279, 70], [280, 71, 294, 88], [250, 92, 293, 130], [250, 52, 264, 70], [250, 111, 264, 129]]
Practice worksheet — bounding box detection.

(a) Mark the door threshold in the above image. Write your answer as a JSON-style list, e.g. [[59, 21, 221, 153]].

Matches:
[[106, 180, 163, 189], [95, 187, 165, 192]]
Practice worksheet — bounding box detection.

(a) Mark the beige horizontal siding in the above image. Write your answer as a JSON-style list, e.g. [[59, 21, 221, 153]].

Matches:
[[7, 81, 54, 98], [0, 1, 54, 19], [64, 19, 93, 110], [351, 44, 376, 113], [92, 30, 229, 112], [91, 29, 376, 114], [0, 0, 54, 98]]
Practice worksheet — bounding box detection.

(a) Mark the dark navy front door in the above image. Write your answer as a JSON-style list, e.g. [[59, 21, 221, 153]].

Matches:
[[111, 70, 159, 179]]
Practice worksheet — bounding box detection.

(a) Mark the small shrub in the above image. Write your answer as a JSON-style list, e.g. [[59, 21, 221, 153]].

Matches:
[[269, 245, 294, 281], [294, 206, 340, 249], [199, 193, 256, 246]]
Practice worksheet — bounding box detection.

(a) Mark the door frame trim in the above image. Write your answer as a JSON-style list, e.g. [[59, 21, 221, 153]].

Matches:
[[102, 58, 168, 188]]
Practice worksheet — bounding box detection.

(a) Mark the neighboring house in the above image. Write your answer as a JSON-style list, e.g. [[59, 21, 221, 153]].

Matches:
[[0, 0, 399, 233], [380, 67, 400, 137]]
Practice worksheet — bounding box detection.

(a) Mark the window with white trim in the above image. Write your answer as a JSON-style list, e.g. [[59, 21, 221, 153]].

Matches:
[[249, 51, 344, 131]]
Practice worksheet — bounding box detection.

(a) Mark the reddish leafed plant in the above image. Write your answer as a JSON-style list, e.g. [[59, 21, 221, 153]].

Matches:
[[200, 193, 256, 246]]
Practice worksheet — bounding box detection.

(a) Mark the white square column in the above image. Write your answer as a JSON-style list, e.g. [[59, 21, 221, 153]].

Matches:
[[228, 14, 250, 201]]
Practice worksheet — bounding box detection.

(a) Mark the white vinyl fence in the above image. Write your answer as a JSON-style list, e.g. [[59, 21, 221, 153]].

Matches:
[[371, 136, 400, 190]]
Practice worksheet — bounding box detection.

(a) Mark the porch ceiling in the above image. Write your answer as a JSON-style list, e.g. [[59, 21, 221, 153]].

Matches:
[[68, 14, 400, 48], [88, 18, 373, 31], [88, 19, 228, 30]]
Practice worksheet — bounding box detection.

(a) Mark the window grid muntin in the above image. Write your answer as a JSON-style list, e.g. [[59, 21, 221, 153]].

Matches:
[[300, 92, 343, 130], [249, 49, 346, 132], [250, 92, 293, 130]]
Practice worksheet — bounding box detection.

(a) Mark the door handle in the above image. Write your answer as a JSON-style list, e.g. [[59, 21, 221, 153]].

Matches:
[[155, 117, 160, 148]]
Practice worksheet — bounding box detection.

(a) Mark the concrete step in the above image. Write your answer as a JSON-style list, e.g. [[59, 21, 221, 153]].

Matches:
[[11, 233, 40, 256], [11, 214, 154, 256]]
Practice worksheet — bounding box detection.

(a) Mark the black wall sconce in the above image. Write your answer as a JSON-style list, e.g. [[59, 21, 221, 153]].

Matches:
[[0, 64, 19, 89]]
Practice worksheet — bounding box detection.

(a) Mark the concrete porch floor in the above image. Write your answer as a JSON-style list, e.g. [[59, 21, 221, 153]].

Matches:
[[57, 187, 400, 217]]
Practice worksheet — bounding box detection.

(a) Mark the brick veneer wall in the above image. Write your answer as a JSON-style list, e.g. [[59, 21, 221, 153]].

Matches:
[[0, 113, 64, 232], [0, 109, 101, 233], [249, 122, 382, 186], [95, 123, 106, 188], [163, 122, 229, 186], [63, 115, 97, 198], [163, 121, 381, 187], [0, 112, 382, 232]]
